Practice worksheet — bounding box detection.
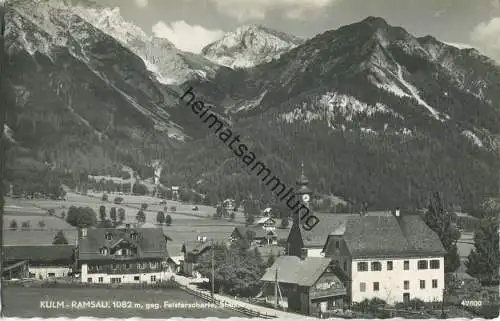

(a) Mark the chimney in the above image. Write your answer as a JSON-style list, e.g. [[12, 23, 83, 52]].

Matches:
[[300, 248, 308, 260]]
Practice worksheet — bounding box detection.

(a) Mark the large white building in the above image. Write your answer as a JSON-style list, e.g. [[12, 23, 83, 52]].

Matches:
[[77, 227, 171, 284], [323, 212, 446, 304]]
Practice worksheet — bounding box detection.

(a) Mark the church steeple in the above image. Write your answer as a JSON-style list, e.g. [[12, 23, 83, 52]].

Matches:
[[295, 162, 312, 204], [286, 162, 312, 258]]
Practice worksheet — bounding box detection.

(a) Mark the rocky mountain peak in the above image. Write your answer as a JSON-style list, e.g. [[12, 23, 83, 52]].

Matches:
[[201, 23, 303, 68]]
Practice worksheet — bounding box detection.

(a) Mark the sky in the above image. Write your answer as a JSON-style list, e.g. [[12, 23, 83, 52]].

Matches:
[[98, 0, 500, 61]]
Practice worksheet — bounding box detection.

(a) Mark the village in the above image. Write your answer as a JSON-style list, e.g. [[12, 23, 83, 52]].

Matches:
[[2, 165, 498, 319]]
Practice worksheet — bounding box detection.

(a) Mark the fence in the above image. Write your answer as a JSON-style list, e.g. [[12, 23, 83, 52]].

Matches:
[[179, 285, 277, 319]]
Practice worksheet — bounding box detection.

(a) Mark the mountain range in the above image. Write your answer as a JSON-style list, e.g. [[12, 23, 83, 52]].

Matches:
[[3, 0, 500, 212]]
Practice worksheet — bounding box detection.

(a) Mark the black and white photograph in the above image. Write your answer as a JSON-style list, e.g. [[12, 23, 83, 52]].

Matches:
[[0, 0, 499, 319]]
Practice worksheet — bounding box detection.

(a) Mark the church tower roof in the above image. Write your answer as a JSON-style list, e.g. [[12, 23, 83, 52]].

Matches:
[[296, 162, 312, 195]]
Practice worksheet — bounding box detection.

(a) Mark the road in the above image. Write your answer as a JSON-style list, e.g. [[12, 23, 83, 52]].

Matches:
[[173, 274, 310, 319]]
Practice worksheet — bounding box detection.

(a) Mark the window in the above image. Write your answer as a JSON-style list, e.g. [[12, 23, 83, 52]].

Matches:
[[404, 280, 409, 290], [404, 260, 409, 270], [357, 262, 368, 272], [360, 282, 366, 292], [343, 261, 347, 271], [151, 275, 156, 282], [430, 260, 440, 269], [48, 273, 55, 277], [125, 263, 130, 269], [111, 264, 117, 270], [134, 276, 140, 281], [87, 277, 92, 283], [420, 280, 425, 289], [335, 240, 340, 249], [432, 279, 438, 288], [418, 260, 428, 270], [131, 232, 138, 240], [387, 261, 393, 271], [98, 277, 103, 283], [111, 277, 121, 283], [371, 262, 382, 271], [100, 247, 108, 255], [373, 282, 380, 291], [150, 262, 158, 269], [105, 233, 112, 240]]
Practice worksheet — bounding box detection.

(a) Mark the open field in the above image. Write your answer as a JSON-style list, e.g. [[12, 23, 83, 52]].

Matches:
[[2, 286, 246, 318]]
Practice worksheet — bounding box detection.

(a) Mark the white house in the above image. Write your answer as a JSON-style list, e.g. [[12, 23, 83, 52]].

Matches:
[[78, 227, 170, 284], [256, 216, 277, 231], [323, 212, 446, 304]]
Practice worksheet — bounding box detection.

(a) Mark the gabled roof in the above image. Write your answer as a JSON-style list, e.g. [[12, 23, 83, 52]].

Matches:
[[232, 226, 276, 239], [182, 241, 212, 255], [292, 212, 398, 248], [3, 245, 74, 263], [260, 256, 334, 286], [78, 228, 168, 261], [256, 217, 276, 225], [342, 215, 446, 258]]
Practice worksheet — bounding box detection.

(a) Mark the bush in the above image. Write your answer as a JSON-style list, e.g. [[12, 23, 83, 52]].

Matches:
[[136, 210, 146, 223], [102, 193, 108, 201], [114, 197, 123, 204], [118, 208, 126, 221], [66, 206, 98, 228], [9, 220, 18, 230], [132, 183, 148, 196], [141, 203, 148, 210], [21, 220, 31, 230], [47, 209, 55, 216], [165, 214, 172, 226], [170, 206, 176, 212]]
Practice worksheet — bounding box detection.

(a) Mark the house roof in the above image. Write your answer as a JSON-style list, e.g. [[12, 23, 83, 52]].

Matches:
[[295, 211, 398, 248], [78, 228, 168, 261], [256, 217, 275, 225], [260, 256, 333, 286], [182, 241, 213, 255], [233, 226, 276, 239], [341, 215, 446, 258], [3, 245, 74, 263]]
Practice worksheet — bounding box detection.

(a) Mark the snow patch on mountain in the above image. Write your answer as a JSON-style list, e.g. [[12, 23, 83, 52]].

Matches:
[[279, 92, 399, 126], [4, 125, 16, 143], [462, 130, 484, 147], [202, 24, 303, 68]]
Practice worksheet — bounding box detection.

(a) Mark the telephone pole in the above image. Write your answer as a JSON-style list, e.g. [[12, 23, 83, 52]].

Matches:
[[274, 267, 278, 308], [211, 239, 215, 303]]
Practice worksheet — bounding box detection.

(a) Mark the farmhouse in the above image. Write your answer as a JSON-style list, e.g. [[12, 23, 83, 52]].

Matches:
[[231, 226, 278, 246], [180, 238, 214, 276], [2, 245, 74, 280], [260, 255, 349, 316], [77, 227, 170, 284], [322, 211, 446, 304], [256, 216, 277, 231]]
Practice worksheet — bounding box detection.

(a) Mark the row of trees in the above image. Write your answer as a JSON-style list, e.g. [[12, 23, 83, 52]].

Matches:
[[465, 199, 500, 283], [424, 192, 500, 283], [8, 219, 47, 230]]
